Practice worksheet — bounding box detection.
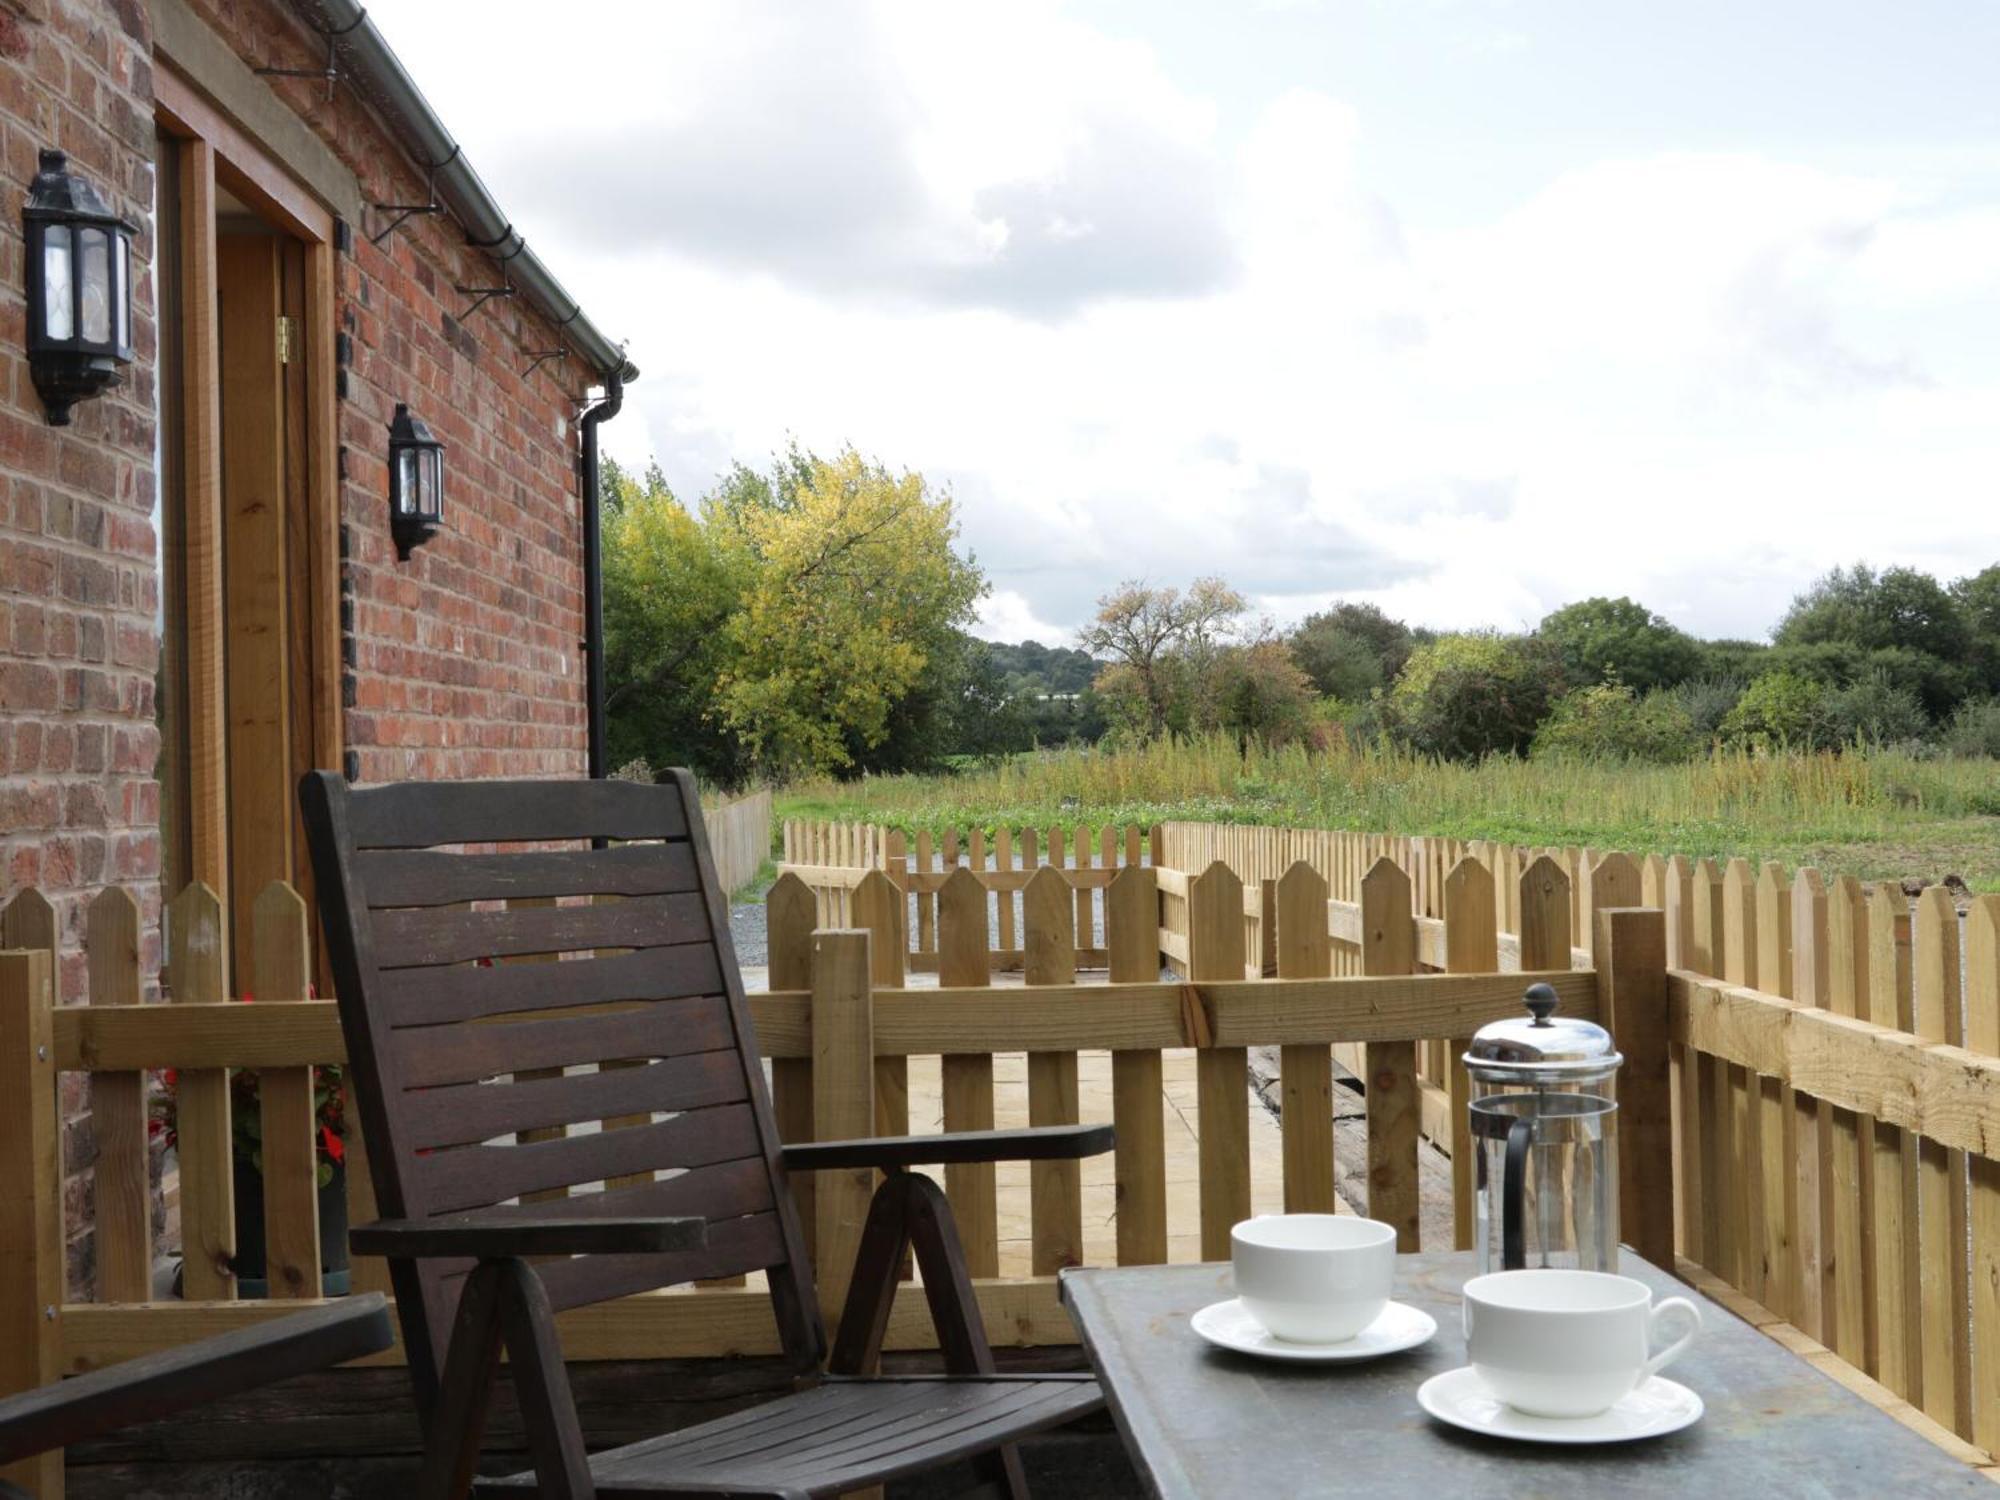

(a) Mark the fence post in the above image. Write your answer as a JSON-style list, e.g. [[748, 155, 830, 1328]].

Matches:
[[0, 948, 61, 1499], [250, 882, 322, 1300], [1189, 861, 1250, 1261], [811, 929, 874, 1327], [1276, 863, 1334, 1215], [1596, 907, 1671, 1271], [1024, 866, 1083, 1274], [1790, 867, 1830, 1343], [1965, 895, 2000, 1457], [767, 874, 818, 1262], [89, 887, 151, 1303], [851, 871, 907, 1149], [1912, 885, 1970, 1436], [169, 882, 237, 1300], [1108, 865, 1166, 1265], [1443, 857, 1498, 1251], [1361, 859, 1419, 1251], [937, 867, 998, 1277]]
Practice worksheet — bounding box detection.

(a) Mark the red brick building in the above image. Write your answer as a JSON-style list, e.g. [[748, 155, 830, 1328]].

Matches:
[[0, 0, 634, 1286], [1, 0, 631, 984]]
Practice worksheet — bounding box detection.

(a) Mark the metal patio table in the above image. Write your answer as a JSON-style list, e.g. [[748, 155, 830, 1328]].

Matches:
[[1059, 1252, 1988, 1498]]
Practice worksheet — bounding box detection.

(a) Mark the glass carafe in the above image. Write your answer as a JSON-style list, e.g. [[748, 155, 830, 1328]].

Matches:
[[1465, 983, 1621, 1275]]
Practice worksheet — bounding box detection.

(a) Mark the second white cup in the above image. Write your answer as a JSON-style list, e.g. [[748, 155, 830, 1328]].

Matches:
[[1462, 1269, 1700, 1417], [1230, 1214, 1396, 1344]]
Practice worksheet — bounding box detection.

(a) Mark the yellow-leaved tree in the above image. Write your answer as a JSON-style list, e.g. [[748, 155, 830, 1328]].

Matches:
[[709, 447, 985, 776]]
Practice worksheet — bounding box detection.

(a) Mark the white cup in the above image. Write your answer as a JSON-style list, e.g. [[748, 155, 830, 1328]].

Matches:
[[1462, 1269, 1700, 1418], [1230, 1214, 1396, 1344]]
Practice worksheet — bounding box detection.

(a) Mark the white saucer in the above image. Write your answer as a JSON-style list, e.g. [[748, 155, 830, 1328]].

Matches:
[[1190, 1298, 1437, 1362], [1417, 1365, 1703, 1444]]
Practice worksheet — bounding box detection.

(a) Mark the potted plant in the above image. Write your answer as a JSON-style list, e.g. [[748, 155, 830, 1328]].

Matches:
[[152, 1036, 351, 1298]]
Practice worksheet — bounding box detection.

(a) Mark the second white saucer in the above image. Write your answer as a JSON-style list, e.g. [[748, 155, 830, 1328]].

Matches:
[[1416, 1365, 1703, 1444], [1190, 1298, 1437, 1362]]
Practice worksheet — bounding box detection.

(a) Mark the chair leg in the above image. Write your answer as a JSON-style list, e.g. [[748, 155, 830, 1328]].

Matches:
[[827, 1171, 911, 1377], [417, 1260, 509, 1500], [496, 1259, 596, 1500], [904, 1175, 1030, 1500]]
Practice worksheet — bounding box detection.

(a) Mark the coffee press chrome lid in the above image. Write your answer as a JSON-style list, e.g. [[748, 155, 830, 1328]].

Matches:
[[1464, 983, 1620, 1080]]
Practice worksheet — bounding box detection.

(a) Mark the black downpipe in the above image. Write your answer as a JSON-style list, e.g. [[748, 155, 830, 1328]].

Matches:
[[579, 375, 624, 779]]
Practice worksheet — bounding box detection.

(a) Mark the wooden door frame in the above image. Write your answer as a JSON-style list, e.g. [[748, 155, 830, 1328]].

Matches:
[[155, 64, 341, 940]]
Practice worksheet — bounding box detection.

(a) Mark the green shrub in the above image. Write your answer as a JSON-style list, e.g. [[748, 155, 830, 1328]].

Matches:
[[1385, 633, 1561, 761], [1533, 684, 1701, 762], [1673, 677, 1743, 741], [1944, 697, 2000, 759], [1824, 668, 1930, 747], [1720, 671, 1833, 750]]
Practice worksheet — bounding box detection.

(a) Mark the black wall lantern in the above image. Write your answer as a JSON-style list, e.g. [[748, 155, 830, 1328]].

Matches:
[[24, 149, 137, 426], [387, 402, 444, 560]]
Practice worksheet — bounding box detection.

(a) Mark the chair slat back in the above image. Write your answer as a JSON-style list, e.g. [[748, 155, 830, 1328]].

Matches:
[[299, 770, 823, 1405]]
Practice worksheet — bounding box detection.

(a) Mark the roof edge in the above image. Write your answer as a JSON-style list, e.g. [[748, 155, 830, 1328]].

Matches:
[[300, 0, 637, 385]]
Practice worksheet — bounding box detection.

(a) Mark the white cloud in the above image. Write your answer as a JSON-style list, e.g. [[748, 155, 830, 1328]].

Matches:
[[367, 1, 2000, 645]]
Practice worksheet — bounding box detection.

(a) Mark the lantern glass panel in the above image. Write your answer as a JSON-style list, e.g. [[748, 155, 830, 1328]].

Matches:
[[396, 449, 419, 515], [421, 446, 443, 520], [42, 225, 72, 341], [79, 226, 109, 344], [113, 234, 129, 349]]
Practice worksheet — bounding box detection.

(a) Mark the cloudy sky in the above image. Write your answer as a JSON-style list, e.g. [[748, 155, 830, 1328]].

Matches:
[[367, 0, 2000, 646]]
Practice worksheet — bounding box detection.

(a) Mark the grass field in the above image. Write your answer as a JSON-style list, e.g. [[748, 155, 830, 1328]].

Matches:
[[778, 736, 2000, 890]]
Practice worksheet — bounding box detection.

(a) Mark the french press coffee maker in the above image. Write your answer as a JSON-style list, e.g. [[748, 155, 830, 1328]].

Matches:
[[1465, 983, 1621, 1273]]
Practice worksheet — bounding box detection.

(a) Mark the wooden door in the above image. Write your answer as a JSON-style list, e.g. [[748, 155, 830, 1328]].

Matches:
[[216, 232, 309, 973]]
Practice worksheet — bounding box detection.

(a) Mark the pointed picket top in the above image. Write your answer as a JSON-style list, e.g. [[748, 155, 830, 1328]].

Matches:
[[1186, 860, 1244, 983], [1790, 868, 1829, 1009], [1641, 853, 1668, 910], [1826, 874, 1868, 1019], [1720, 858, 1757, 988], [1590, 852, 1642, 910], [1912, 885, 1958, 1043], [168, 881, 226, 1003], [765, 871, 816, 991], [1752, 862, 1793, 998], [849, 869, 905, 988], [1106, 863, 1158, 983], [1023, 863, 1075, 984], [1862, 879, 1910, 1030], [1443, 855, 1497, 971], [1966, 895, 2000, 1055], [1517, 854, 1572, 971], [937, 866, 991, 988], [251, 881, 311, 1003], [1274, 861, 1330, 980], [0, 884, 55, 952], [87, 885, 142, 1007]]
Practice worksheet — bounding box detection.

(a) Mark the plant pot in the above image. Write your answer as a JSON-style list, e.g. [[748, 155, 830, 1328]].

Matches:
[[231, 1156, 351, 1298]]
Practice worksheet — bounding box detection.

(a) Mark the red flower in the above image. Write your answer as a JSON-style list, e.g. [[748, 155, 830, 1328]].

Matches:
[[321, 1125, 346, 1165]]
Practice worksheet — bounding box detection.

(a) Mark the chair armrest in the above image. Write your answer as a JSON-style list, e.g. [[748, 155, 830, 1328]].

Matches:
[[0, 1293, 394, 1465], [782, 1123, 1115, 1172], [349, 1214, 706, 1260]]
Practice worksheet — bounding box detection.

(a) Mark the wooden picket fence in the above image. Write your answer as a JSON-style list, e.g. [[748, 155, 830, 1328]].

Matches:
[[780, 818, 1153, 972], [3, 820, 1998, 1490], [782, 816, 2000, 1464], [700, 788, 774, 897]]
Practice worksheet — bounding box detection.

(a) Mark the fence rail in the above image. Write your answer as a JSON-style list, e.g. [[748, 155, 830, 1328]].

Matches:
[[3, 814, 1998, 1493]]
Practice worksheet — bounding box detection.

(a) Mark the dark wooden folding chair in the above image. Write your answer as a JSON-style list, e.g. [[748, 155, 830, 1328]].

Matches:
[[0, 1292, 395, 1498], [299, 770, 1110, 1499]]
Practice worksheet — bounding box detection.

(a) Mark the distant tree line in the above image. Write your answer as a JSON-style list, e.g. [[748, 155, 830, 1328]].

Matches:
[[602, 449, 2000, 782]]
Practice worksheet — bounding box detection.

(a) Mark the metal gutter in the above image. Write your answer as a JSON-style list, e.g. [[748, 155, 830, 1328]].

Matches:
[[296, 0, 638, 384]]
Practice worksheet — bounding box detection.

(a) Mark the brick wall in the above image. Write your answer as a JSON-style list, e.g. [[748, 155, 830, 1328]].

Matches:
[[0, 0, 161, 1297], [0, 0, 601, 1291]]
